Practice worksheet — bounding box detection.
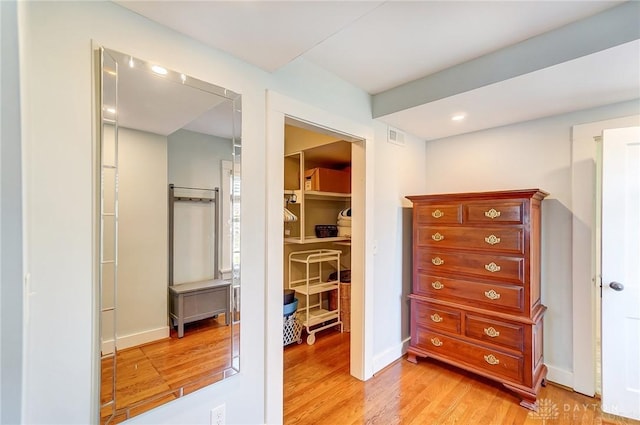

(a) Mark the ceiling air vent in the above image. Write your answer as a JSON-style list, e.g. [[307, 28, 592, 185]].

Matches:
[[387, 126, 405, 146]]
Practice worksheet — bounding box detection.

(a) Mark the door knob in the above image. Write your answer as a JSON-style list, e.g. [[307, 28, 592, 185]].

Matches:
[[609, 281, 624, 291]]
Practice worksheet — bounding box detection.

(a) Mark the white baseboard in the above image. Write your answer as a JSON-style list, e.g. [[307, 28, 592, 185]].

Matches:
[[101, 326, 170, 355], [101, 339, 115, 356], [372, 337, 411, 374], [546, 364, 574, 389]]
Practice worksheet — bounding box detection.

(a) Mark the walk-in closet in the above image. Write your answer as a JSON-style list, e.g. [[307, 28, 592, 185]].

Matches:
[[282, 119, 355, 351]]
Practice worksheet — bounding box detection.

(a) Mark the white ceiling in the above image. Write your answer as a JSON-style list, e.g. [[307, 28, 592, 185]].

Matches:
[[118, 64, 229, 137], [104, 48, 240, 139], [116, 0, 640, 140]]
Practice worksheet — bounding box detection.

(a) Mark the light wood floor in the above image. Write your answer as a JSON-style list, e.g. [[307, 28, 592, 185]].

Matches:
[[284, 329, 640, 425], [101, 315, 238, 424]]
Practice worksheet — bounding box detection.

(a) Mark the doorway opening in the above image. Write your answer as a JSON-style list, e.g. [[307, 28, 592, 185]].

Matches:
[[265, 91, 373, 424], [570, 116, 640, 421], [599, 126, 640, 421], [281, 116, 366, 417], [282, 118, 356, 347]]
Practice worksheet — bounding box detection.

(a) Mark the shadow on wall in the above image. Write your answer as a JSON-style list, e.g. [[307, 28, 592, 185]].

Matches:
[[541, 198, 574, 371], [401, 207, 413, 340]]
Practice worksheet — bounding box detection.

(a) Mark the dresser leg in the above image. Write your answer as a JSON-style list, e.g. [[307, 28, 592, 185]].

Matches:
[[406, 353, 418, 364], [502, 383, 538, 411], [518, 396, 538, 412]]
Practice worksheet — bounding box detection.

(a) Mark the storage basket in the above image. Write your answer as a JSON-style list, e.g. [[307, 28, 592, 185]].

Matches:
[[314, 224, 338, 238], [340, 282, 351, 332], [283, 313, 303, 346], [284, 298, 298, 317], [284, 289, 295, 305]]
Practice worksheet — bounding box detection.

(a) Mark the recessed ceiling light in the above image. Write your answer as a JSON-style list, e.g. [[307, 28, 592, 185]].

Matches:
[[151, 65, 168, 75], [451, 114, 466, 122]]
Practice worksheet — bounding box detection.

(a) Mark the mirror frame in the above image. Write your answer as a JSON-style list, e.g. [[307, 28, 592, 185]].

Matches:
[[97, 46, 241, 423]]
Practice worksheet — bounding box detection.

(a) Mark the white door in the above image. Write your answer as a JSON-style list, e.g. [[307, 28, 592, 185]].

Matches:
[[601, 126, 640, 420]]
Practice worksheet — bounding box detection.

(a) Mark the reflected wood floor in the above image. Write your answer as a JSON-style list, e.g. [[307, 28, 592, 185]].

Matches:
[[101, 315, 238, 424], [284, 329, 640, 425]]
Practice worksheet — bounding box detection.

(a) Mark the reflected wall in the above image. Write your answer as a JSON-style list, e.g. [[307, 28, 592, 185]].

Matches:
[[98, 47, 241, 423]]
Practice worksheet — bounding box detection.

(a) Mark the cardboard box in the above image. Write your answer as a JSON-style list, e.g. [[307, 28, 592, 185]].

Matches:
[[304, 167, 351, 194]]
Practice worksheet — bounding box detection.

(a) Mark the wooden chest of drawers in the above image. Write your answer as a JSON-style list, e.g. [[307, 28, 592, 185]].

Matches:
[[406, 189, 548, 410]]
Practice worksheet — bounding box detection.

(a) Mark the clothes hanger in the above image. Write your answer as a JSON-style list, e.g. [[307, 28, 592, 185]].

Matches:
[[283, 195, 298, 223]]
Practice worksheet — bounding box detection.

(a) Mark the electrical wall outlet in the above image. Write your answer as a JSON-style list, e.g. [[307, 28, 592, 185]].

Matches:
[[211, 404, 225, 425]]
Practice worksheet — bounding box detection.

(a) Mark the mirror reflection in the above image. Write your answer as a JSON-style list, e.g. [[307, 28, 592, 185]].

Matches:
[[98, 48, 241, 424]]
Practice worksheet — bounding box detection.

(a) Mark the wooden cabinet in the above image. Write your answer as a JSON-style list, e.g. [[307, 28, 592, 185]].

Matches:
[[406, 189, 548, 410]]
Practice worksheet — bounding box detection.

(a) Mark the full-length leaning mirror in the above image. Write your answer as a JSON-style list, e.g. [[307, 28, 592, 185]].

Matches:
[[98, 47, 241, 424]]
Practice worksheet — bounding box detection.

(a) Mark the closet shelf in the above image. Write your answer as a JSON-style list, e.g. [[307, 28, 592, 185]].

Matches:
[[289, 281, 339, 295], [289, 249, 342, 262], [305, 190, 351, 200], [306, 308, 338, 326], [333, 241, 351, 246], [285, 236, 350, 245]]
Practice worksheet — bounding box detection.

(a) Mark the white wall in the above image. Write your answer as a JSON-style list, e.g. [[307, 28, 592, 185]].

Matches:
[[371, 121, 427, 369], [17, 1, 428, 424], [18, 1, 639, 423], [104, 128, 231, 351], [18, 2, 269, 423], [421, 99, 640, 385], [168, 129, 232, 283], [271, 58, 372, 125], [16, 2, 640, 423], [1, 1, 23, 423], [168, 129, 232, 189], [117, 128, 169, 347]]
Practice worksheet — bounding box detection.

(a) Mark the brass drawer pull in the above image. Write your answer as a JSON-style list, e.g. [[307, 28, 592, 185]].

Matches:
[[432, 257, 444, 266], [430, 313, 443, 323], [431, 337, 443, 347], [431, 281, 444, 290], [484, 289, 501, 300], [484, 262, 501, 273], [484, 208, 501, 219], [431, 209, 444, 218], [484, 235, 501, 245], [484, 354, 500, 365], [484, 327, 500, 338], [431, 232, 445, 242]]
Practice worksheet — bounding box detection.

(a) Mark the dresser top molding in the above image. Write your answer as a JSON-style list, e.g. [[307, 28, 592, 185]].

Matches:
[[406, 189, 549, 203]]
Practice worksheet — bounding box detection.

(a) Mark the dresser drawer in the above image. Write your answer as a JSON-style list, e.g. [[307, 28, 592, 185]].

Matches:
[[465, 314, 524, 352], [412, 299, 461, 334], [464, 201, 524, 224], [413, 328, 524, 383], [417, 249, 524, 284], [416, 226, 524, 254], [415, 204, 461, 225], [414, 273, 524, 313]]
